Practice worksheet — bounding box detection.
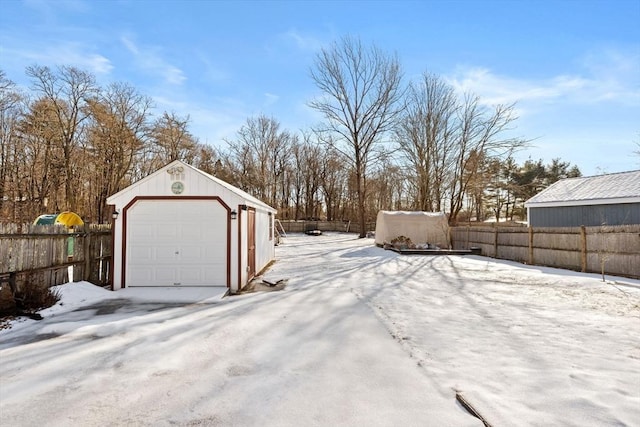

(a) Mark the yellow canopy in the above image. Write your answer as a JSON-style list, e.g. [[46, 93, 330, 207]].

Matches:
[[56, 211, 84, 227], [33, 211, 84, 227]]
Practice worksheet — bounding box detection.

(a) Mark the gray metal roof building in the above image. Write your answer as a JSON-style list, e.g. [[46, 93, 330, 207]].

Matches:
[[524, 170, 640, 227]]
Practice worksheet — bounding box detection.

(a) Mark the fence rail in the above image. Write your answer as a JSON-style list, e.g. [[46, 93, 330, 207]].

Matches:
[[279, 220, 639, 279], [0, 223, 112, 292], [277, 220, 377, 235], [450, 224, 640, 279]]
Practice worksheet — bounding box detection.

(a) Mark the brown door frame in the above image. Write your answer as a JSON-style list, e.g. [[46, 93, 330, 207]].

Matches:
[[247, 207, 256, 279]]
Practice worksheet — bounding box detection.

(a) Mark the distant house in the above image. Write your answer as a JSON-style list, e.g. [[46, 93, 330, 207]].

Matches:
[[107, 160, 277, 293], [524, 170, 640, 227]]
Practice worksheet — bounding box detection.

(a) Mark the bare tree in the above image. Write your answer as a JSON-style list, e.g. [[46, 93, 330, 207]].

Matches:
[[149, 111, 197, 167], [395, 72, 456, 212], [309, 36, 403, 237], [448, 96, 525, 224], [18, 98, 63, 217], [290, 133, 323, 219], [0, 71, 25, 221], [276, 133, 296, 216], [3, 65, 223, 222], [394, 73, 526, 223], [484, 158, 509, 222], [367, 157, 408, 214], [26, 65, 98, 212], [224, 115, 292, 208], [84, 82, 152, 222], [190, 143, 224, 176], [320, 142, 348, 221]]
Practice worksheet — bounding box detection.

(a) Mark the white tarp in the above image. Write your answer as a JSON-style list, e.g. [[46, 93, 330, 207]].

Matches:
[[374, 210, 450, 248]]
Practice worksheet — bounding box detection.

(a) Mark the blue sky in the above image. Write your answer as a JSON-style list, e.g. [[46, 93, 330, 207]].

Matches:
[[1, 0, 639, 176]]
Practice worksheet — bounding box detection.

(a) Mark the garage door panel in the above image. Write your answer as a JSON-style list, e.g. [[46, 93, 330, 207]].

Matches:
[[157, 224, 179, 239], [181, 224, 222, 240], [180, 244, 209, 260], [154, 246, 179, 263], [203, 266, 222, 282], [126, 199, 228, 287], [178, 265, 224, 284], [181, 226, 209, 240], [153, 266, 179, 284], [180, 227, 198, 240], [128, 268, 151, 283], [179, 268, 207, 284], [129, 267, 179, 285], [129, 245, 152, 262], [204, 239, 227, 258], [133, 223, 155, 239]]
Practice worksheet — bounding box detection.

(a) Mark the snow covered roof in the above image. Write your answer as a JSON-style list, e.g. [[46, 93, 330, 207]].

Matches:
[[525, 170, 640, 208]]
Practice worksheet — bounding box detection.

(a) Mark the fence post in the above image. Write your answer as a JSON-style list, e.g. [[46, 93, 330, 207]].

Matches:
[[466, 225, 470, 249], [528, 226, 534, 265], [580, 225, 587, 272], [67, 231, 75, 283], [493, 226, 499, 257], [83, 225, 92, 281]]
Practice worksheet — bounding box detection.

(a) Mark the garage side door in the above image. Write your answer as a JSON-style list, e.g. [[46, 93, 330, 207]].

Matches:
[[126, 199, 228, 287]]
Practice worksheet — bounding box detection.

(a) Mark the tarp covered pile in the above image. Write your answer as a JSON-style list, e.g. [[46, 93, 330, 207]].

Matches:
[[374, 211, 450, 249]]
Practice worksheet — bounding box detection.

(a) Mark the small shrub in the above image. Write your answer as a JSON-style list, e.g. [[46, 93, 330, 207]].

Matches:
[[0, 284, 16, 313], [14, 284, 61, 312]]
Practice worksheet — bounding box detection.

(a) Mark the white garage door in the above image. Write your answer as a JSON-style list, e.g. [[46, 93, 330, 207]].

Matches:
[[126, 199, 228, 287]]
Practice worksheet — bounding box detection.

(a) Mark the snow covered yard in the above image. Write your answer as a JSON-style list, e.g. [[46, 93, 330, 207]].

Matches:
[[271, 233, 640, 426], [1, 232, 638, 426]]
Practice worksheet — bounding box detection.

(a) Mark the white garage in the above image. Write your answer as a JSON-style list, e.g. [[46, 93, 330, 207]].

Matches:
[[107, 160, 277, 294]]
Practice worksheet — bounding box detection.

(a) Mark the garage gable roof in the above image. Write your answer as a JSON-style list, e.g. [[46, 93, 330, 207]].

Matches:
[[525, 170, 640, 208], [107, 160, 276, 212], [187, 162, 276, 212]]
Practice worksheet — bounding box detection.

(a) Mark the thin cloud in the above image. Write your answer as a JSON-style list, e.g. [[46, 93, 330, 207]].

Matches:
[[23, 0, 90, 17], [193, 50, 229, 83], [189, 107, 246, 146], [582, 47, 639, 81], [447, 48, 640, 108], [84, 53, 113, 75], [119, 35, 186, 86], [164, 66, 186, 85], [579, 46, 640, 104], [151, 95, 247, 145], [448, 67, 591, 106], [264, 92, 279, 106], [3, 43, 113, 75], [152, 95, 188, 112], [282, 29, 324, 51], [120, 36, 139, 55]]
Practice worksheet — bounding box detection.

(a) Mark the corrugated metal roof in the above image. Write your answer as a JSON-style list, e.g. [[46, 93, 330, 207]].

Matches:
[[525, 170, 640, 205]]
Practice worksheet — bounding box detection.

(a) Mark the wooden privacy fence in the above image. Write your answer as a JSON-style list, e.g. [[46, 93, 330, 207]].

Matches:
[[1, 220, 637, 291], [0, 223, 112, 292], [277, 221, 639, 279], [278, 220, 377, 235], [450, 224, 640, 279]]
